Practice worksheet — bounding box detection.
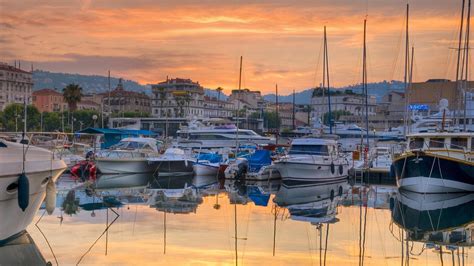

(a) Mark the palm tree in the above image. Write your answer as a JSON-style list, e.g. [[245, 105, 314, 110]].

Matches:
[[63, 84, 83, 111]]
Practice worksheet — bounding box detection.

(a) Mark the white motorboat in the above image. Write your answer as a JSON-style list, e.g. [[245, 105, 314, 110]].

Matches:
[[193, 153, 223, 176], [176, 120, 274, 149], [95, 137, 161, 174], [369, 146, 392, 172], [272, 136, 349, 184], [148, 148, 195, 177], [0, 139, 66, 241], [393, 132, 474, 193]]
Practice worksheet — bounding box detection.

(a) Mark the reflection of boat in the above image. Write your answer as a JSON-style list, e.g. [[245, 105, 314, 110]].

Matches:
[[0, 139, 66, 241], [273, 137, 349, 184], [0, 231, 48, 265], [393, 132, 474, 193], [94, 173, 153, 189], [148, 148, 195, 177], [95, 137, 160, 174], [391, 190, 474, 247]]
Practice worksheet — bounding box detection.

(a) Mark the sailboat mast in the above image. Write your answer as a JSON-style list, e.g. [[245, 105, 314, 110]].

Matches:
[[408, 46, 414, 134], [324, 26, 333, 134], [235, 56, 243, 151], [464, 0, 471, 131], [276, 84, 279, 145], [403, 4, 410, 136], [363, 19, 369, 147], [457, 0, 466, 127]]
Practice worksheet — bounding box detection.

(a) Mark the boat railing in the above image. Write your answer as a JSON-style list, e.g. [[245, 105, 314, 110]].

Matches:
[[416, 139, 471, 160]]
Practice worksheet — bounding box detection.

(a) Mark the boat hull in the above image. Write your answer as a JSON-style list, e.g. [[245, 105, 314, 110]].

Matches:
[[0, 167, 65, 241], [193, 163, 219, 176], [273, 160, 349, 185], [152, 160, 195, 177], [393, 152, 474, 193], [95, 159, 156, 174]]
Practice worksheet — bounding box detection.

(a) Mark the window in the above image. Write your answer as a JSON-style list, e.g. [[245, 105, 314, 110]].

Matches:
[[289, 145, 329, 156], [451, 137, 467, 149], [429, 138, 445, 148], [409, 138, 424, 149]]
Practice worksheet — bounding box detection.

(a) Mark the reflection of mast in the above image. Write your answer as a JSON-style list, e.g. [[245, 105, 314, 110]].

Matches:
[[234, 203, 238, 266], [164, 211, 167, 254], [273, 204, 277, 256]]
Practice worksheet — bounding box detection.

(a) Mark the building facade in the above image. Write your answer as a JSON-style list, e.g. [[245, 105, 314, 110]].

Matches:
[[102, 78, 151, 114], [311, 88, 377, 121], [0, 62, 33, 110], [32, 88, 66, 112]]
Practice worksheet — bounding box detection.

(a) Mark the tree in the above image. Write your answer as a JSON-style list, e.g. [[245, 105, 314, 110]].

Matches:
[[63, 84, 83, 111], [250, 111, 280, 130], [2, 103, 40, 131], [322, 110, 352, 125]]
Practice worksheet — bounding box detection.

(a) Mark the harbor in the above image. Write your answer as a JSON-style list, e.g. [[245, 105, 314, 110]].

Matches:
[[2, 0, 474, 265]]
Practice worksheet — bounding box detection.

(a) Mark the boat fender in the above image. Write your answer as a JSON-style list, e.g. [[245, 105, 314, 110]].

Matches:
[[339, 165, 343, 175], [330, 189, 335, 201], [185, 160, 188, 167], [18, 173, 29, 211], [45, 179, 56, 215], [338, 186, 343, 196], [330, 163, 335, 174], [389, 197, 395, 211]]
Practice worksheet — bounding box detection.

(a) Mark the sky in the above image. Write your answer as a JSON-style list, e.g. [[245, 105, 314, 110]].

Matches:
[[0, 0, 468, 94]]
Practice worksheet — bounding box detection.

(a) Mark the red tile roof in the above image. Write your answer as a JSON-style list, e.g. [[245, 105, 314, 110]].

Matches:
[[33, 88, 62, 96]]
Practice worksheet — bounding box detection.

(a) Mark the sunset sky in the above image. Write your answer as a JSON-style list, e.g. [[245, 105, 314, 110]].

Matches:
[[0, 0, 468, 94]]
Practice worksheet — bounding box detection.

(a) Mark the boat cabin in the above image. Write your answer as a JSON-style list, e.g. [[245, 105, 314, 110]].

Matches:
[[288, 138, 338, 156], [407, 132, 473, 152]]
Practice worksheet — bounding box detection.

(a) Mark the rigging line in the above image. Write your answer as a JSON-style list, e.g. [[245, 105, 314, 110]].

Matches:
[[76, 208, 120, 265], [35, 210, 59, 266]]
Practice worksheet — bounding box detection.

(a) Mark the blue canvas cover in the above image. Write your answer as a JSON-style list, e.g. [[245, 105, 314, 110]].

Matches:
[[247, 186, 270, 206], [196, 153, 222, 163], [248, 150, 272, 172]]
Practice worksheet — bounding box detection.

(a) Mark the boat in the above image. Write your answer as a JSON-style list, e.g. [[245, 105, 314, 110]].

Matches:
[[0, 231, 48, 265], [147, 148, 195, 177], [176, 120, 274, 149], [392, 132, 474, 193], [0, 139, 67, 241], [95, 137, 161, 174], [272, 137, 349, 185], [193, 153, 223, 176], [391, 190, 474, 248], [224, 149, 275, 180]]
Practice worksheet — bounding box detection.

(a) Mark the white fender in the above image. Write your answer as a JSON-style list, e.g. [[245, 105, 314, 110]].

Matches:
[[45, 179, 57, 215]]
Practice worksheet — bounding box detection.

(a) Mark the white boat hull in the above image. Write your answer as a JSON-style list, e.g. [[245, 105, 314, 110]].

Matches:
[[193, 163, 219, 176], [95, 159, 156, 174], [0, 168, 65, 241], [274, 161, 349, 184]]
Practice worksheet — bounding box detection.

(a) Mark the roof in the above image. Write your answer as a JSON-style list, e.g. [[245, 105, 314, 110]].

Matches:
[[0, 63, 31, 74], [32, 88, 62, 96]]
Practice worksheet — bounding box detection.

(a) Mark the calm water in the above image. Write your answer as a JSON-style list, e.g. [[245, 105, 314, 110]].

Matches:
[[12, 174, 474, 265]]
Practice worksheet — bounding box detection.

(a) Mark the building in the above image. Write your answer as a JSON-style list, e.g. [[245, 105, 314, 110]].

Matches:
[[77, 100, 100, 111], [266, 102, 309, 130], [409, 79, 474, 113], [202, 96, 234, 118], [311, 88, 377, 120], [151, 78, 206, 118], [32, 88, 66, 112], [228, 88, 264, 110], [0, 62, 33, 110], [102, 78, 151, 114]]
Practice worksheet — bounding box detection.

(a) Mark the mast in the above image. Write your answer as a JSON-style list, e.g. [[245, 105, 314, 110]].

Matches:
[[108, 70, 111, 127], [323, 26, 333, 134], [292, 89, 296, 130], [464, 0, 471, 131], [403, 4, 410, 136], [363, 19, 369, 147], [235, 56, 243, 151], [457, 0, 466, 127], [408, 46, 414, 134], [276, 84, 279, 145]]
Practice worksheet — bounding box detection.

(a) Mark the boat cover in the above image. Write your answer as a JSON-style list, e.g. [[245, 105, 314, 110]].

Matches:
[[196, 153, 222, 163], [248, 150, 272, 172]]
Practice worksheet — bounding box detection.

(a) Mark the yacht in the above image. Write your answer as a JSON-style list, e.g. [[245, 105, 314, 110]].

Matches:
[[193, 153, 223, 176], [0, 139, 67, 242], [147, 148, 195, 177], [272, 136, 349, 184], [176, 120, 273, 149], [392, 132, 474, 193], [95, 137, 161, 174]]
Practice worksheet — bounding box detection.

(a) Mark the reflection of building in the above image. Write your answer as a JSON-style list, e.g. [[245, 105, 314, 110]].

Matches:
[[0, 63, 33, 110], [102, 78, 151, 114], [32, 88, 66, 112]]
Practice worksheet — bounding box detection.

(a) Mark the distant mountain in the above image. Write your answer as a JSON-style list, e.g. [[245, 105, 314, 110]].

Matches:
[[263, 80, 404, 104], [33, 70, 150, 94], [204, 89, 229, 100]]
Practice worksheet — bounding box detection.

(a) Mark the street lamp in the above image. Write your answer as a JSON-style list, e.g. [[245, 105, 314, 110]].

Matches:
[[92, 114, 98, 128]]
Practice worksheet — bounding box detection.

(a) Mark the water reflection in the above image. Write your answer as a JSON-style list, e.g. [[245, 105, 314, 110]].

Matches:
[[391, 190, 474, 265], [1, 173, 473, 265]]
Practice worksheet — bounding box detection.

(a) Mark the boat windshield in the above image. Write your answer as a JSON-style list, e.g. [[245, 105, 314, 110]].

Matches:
[[289, 144, 329, 156], [110, 141, 152, 150]]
